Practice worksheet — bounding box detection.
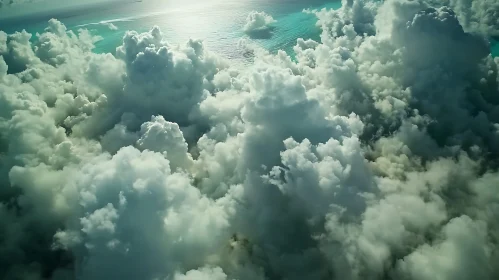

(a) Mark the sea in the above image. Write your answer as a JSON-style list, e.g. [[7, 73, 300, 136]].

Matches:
[[0, 0, 497, 60], [0, 0, 342, 60]]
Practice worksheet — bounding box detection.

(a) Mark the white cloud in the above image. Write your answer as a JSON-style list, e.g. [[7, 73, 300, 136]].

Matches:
[[243, 11, 277, 38], [445, 0, 499, 37], [396, 215, 491, 280], [102, 22, 118, 30], [137, 115, 193, 171], [54, 147, 234, 279], [0, 0, 498, 279], [174, 267, 228, 280]]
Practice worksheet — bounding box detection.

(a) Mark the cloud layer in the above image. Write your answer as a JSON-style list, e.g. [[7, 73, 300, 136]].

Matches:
[[243, 11, 277, 39], [0, 0, 499, 279]]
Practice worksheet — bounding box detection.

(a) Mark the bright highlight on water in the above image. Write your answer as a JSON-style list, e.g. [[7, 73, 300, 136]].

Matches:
[[1, 0, 341, 59], [2, 0, 496, 58]]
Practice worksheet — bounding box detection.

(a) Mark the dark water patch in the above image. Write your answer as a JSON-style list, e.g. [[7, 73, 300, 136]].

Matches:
[[491, 37, 499, 57]]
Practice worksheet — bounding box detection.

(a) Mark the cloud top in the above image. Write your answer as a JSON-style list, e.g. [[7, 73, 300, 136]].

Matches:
[[0, 0, 498, 279], [243, 11, 277, 38]]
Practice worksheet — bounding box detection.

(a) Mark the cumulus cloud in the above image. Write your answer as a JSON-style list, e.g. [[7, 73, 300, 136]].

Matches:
[[174, 267, 228, 280], [243, 11, 277, 39], [0, 0, 499, 279], [437, 0, 499, 37], [101, 22, 118, 30]]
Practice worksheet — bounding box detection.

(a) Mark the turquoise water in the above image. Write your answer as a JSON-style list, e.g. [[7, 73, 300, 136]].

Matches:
[[0, 0, 341, 60], [0, 0, 496, 59], [86, 0, 342, 57], [492, 38, 499, 58]]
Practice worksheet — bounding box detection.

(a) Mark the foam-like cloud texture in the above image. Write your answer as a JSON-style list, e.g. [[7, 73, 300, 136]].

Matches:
[[0, 0, 499, 279], [243, 11, 277, 38], [446, 0, 499, 36]]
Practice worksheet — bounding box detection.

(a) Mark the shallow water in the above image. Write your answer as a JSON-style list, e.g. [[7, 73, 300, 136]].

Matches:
[[0, 0, 341, 60], [0, 0, 496, 59], [492, 38, 499, 58]]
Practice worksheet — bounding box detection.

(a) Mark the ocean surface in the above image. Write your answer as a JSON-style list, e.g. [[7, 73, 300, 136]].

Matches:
[[0, 0, 341, 60], [0, 0, 497, 59], [492, 38, 499, 57]]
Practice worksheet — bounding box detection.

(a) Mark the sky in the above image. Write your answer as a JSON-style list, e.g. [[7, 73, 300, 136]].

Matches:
[[1, 0, 499, 279]]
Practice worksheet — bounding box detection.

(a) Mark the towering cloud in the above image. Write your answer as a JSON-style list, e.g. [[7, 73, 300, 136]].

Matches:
[[446, 0, 499, 37], [0, 0, 498, 279]]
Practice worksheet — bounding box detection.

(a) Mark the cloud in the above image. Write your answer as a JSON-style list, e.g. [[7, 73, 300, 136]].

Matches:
[[0, 0, 498, 279], [396, 215, 491, 280], [54, 147, 233, 279], [439, 0, 499, 37], [243, 11, 277, 39], [174, 267, 228, 280], [101, 22, 118, 30]]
